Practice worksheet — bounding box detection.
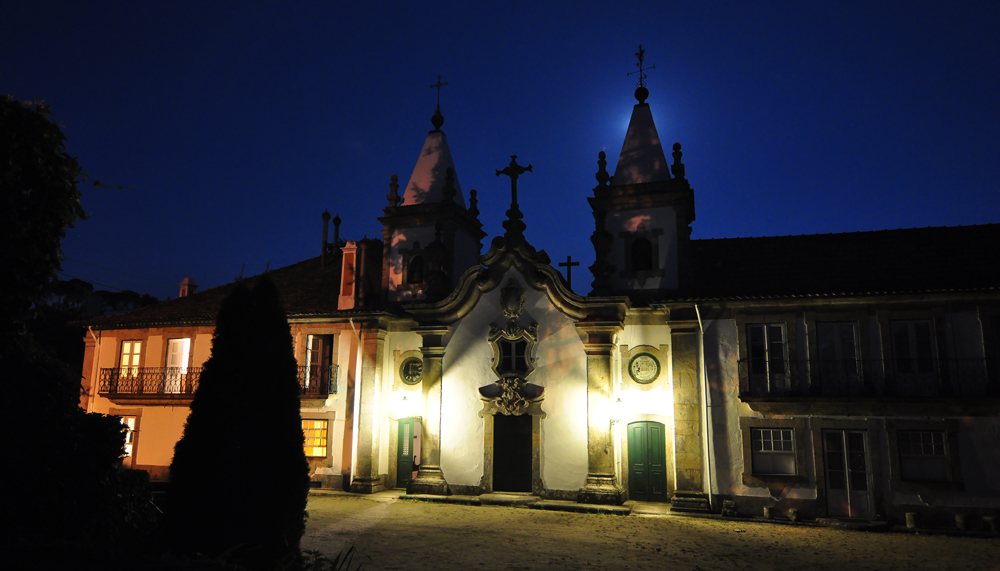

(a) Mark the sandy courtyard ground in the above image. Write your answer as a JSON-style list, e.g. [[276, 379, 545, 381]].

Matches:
[[302, 493, 999, 570]]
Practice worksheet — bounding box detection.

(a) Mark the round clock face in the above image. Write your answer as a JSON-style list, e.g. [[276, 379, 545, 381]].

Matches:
[[399, 357, 423, 385], [628, 353, 660, 384]]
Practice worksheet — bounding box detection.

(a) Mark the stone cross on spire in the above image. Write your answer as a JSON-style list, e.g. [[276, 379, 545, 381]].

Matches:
[[495, 155, 532, 207], [495, 155, 532, 242]]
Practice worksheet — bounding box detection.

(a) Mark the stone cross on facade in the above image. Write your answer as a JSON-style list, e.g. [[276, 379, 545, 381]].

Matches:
[[559, 255, 580, 288], [495, 155, 532, 208], [495, 155, 532, 242]]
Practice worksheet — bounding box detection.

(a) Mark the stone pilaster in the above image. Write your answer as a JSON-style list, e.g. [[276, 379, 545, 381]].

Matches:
[[407, 327, 451, 495], [670, 322, 709, 511], [577, 323, 625, 505], [350, 326, 387, 493]]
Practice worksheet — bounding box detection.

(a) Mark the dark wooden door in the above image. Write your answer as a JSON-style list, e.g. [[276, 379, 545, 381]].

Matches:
[[396, 417, 416, 489], [628, 421, 668, 502], [493, 414, 532, 492]]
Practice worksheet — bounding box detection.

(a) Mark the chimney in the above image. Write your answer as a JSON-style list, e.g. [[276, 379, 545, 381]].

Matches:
[[332, 214, 342, 252], [179, 277, 198, 298], [321, 210, 331, 267], [338, 241, 358, 310]]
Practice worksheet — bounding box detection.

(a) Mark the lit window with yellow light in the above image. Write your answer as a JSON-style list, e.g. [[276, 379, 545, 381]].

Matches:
[[302, 419, 328, 458]]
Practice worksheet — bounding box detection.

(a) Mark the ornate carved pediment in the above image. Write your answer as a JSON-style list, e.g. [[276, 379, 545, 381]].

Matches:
[[478, 377, 546, 418], [500, 278, 525, 319]]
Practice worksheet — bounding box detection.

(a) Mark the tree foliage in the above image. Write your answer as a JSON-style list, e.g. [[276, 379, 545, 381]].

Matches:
[[167, 275, 310, 570], [0, 96, 156, 569], [0, 96, 86, 336]]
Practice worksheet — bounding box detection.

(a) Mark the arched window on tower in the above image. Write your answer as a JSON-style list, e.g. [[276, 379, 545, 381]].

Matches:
[[407, 255, 424, 284], [631, 237, 653, 272]]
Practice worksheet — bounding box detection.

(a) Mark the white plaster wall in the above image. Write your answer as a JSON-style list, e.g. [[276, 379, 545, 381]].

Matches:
[[706, 318, 767, 497], [619, 324, 671, 351], [439, 269, 589, 492], [947, 311, 985, 360], [618, 324, 674, 418], [947, 311, 987, 396], [606, 206, 678, 290]]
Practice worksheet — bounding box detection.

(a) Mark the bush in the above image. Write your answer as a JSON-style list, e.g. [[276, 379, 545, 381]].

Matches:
[[167, 276, 309, 570]]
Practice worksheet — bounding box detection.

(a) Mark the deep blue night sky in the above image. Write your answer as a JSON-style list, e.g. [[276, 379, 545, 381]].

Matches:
[[4, 1, 998, 300]]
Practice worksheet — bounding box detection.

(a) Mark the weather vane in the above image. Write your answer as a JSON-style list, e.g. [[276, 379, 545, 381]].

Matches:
[[430, 75, 448, 112], [627, 44, 654, 88]]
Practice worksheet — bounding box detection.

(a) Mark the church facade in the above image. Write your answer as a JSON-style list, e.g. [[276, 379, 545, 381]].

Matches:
[[80, 78, 1000, 526]]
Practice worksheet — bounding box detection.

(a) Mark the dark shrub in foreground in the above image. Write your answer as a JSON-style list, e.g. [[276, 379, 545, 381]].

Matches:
[[167, 276, 309, 570]]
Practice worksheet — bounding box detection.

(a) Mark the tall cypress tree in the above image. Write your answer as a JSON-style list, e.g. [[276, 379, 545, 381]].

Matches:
[[167, 275, 309, 569]]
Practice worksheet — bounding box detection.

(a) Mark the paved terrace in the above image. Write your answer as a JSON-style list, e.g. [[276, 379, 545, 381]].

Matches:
[[303, 490, 999, 570]]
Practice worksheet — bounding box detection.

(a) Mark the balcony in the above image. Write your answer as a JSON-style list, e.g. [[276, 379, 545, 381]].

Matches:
[[99, 367, 202, 401], [98, 363, 338, 401], [738, 358, 990, 400], [297, 364, 338, 397]]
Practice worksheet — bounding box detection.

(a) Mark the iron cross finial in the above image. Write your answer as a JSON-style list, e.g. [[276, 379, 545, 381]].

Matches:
[[430, 75, 449, 112], [627, 44, 655, 89]]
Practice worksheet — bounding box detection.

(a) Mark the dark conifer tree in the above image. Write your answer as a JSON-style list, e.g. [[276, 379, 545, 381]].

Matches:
[[167, 275, 309, 569]]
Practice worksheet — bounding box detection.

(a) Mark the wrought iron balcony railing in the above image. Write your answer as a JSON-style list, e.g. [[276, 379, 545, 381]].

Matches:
[[297, 363, 338, 396], [99, 367, 202, 396], [98, 364, 339, 398], [738, 358, 989, 398]]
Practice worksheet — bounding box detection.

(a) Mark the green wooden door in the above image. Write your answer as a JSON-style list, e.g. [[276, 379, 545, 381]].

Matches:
[[396, 417, 415, 489], [628, 421, 668, 502]]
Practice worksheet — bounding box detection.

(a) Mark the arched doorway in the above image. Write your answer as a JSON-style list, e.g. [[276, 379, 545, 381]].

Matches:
[[628, 421, 668, 502]]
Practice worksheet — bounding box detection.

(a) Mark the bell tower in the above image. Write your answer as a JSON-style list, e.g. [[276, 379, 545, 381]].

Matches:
[[589, 47, 695, 295], [379, 79, 485, 303]]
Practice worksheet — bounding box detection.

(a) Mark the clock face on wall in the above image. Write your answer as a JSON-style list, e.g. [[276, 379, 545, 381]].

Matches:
[[400, 357, 423, 385], [628, 353, 660, 384]]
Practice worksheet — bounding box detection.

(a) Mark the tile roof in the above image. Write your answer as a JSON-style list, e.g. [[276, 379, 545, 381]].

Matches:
[[83, 255, 353, 328], [84, 223, 999, 328], [682, 223, 1000, 300]]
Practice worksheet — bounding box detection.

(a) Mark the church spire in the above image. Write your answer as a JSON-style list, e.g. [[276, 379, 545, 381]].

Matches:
[[400, 77, 466, 207]]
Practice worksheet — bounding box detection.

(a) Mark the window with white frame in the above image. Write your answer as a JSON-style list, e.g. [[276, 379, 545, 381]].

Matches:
[[891, 320, 936, 374], [817, 322, 862, 396], [305, 334, 335, 395], [891, 319, 937, 396], [165, 338, 191, 393], [750, 428, 796, 475], [898, 430, 950, 482], [119, 340, 142, 377], [747, 324, 789, 393], [120, 416, 136, 457], [302, 419, 328, 458]]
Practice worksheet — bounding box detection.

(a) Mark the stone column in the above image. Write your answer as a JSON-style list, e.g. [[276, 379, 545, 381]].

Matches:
[[578, 323, 625, 505], [350, 325, 387, 493], [670, 322, 710, 511], [407, 327, 450, 495]]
